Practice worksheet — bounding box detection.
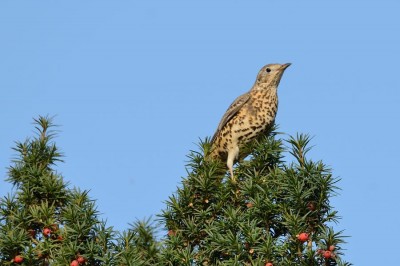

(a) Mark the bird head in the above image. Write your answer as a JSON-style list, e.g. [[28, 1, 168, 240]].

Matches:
[[255, 63, 291, 87]]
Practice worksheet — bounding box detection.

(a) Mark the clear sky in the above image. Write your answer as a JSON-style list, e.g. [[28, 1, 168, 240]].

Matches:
[[1, 1, 399, 264]]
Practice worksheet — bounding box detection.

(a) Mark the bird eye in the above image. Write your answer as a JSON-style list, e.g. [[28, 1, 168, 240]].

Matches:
[[266, 68, 271, 73]]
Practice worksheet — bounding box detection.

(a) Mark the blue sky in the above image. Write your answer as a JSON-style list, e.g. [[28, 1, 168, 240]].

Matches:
[[1, 1, 399, 264]]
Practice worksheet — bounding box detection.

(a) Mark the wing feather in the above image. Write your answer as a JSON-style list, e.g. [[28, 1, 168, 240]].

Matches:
[[211, 92, 251, 144]]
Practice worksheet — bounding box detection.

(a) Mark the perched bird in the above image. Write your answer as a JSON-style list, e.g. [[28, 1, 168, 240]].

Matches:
[[210, 63, 291, 180]]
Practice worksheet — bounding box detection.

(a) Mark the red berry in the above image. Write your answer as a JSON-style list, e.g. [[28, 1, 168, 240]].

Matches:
[[14, 255, 23, 263], [265, 262, 273, 266], [329, 245, 336, 251], [43, 227, 51, 236], [297, 232, 309, 242], [323, 250, 332, 259], [167, 230, 176, 237], [246, 202, 254, 208], [77, 256, 85, 263], [28, 229, 36, 237], [307, 202, 316, 211], [70, 260, 79, 266], [51, 224, 58, 231]]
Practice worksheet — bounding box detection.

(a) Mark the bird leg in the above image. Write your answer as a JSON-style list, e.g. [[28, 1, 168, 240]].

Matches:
[[227, 146, 239, 182]]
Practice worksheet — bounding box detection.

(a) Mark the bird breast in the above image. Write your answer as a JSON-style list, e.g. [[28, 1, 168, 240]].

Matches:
[[233, 89, 278, 144]]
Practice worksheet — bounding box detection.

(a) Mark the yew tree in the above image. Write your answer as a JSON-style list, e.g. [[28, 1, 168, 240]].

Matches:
[[0, 117, 351, 265]]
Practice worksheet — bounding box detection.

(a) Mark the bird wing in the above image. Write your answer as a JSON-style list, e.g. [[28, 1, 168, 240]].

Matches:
[[211, 92, 251, 144]]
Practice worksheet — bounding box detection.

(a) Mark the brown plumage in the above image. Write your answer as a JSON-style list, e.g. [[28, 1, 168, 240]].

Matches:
[[210, 63, 291, 180]]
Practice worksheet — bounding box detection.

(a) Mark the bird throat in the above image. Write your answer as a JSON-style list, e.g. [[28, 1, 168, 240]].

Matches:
[[249, 87, 278, 118]]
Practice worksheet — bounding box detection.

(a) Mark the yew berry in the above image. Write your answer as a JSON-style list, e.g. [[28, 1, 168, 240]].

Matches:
[[265, 262, 273, 266], [307, 202, 316, 211], [14, 255, 23, 263], [297, 232, 309, 242], [28, 229, 36, 237], [167, 230, 176, 237], [246, 202, 254, 208], [77, 256, 85, 264], [329, 245, 336, 251], [43, 227, 51, 236], [70, 260, 79, 266], [323, 250, 332, 259], [51, 223, 58, 230]]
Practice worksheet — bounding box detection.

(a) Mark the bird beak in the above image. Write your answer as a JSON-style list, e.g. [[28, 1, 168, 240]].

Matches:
[[281, 63, 291, 70]]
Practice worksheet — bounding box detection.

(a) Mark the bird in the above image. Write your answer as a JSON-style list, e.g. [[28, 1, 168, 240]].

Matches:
[[209, 63, 291, 181]]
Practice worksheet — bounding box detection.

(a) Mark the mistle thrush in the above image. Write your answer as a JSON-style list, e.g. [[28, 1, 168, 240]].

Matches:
[[210, 63, 291, 180]]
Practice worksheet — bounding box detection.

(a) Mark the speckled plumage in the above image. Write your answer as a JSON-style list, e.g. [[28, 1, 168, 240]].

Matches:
[[210, 63, 291, 180]]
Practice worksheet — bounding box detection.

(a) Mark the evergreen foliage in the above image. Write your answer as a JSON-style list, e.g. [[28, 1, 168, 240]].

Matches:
[[0, 117, 157, 266], [159, 131, 351, 266], [0, 116, 351, 265]]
